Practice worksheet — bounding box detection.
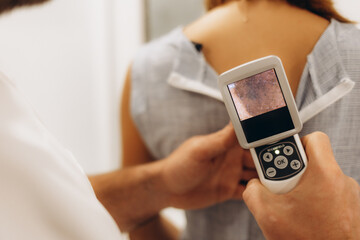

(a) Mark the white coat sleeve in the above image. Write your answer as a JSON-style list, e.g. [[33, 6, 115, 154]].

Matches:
[[0, 72, 123, 240]]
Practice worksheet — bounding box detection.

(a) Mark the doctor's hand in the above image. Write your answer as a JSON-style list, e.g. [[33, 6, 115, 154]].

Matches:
[[161, 123, 257, 209], [243, 132, 360, 240], [90, 124, 256, 233]]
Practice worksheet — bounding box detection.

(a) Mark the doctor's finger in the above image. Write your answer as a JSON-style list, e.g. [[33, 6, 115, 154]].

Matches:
[[242, 179, 269, 218], [232, 184, 246, 200], [301, 131, 339, 170], [241, 169, 258, 182], [197, 124, 237, 157], [243, 153, 255, 169]]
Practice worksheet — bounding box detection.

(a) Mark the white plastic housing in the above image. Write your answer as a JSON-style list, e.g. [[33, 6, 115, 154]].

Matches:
[[250, 134, 307, 194], [218, 55, 302, 149]]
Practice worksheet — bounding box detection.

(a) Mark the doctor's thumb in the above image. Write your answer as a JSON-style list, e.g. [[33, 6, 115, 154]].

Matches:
[[243, 178, 270, 216]]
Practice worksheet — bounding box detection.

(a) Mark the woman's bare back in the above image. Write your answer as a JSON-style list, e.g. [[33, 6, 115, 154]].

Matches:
[[184, 0, 329, 95]]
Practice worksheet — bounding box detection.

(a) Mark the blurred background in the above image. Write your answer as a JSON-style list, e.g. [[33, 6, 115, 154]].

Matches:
[[0, 0, 358, 236]]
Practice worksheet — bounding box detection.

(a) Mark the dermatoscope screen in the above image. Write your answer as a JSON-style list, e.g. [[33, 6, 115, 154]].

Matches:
[[228, 69, 294, 143]]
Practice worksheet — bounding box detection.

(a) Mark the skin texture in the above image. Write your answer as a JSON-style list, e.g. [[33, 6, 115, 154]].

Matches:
[[243, 132, 360, 240], [90, 124, 256, 233], [229, 69, 286, 120]]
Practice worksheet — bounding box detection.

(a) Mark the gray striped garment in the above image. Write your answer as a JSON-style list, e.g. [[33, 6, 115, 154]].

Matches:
[[131, 19, 360, 240]]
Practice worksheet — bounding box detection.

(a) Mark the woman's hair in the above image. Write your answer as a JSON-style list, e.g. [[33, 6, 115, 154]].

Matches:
[[204, 0, 353, 23], [0, 0, 49, 14]]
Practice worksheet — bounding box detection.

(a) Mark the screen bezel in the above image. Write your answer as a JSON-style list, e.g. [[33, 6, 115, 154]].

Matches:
[[218, 56, 302, 149]]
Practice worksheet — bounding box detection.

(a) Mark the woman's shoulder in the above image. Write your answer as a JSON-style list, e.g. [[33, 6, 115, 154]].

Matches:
[[331, 21, 360, 76], [133, 28, 184, 69], [131, 27, 203, 83], [327, 20, 360, 56]]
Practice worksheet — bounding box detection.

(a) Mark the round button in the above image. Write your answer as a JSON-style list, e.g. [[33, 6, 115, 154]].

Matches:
[[266, 167, 277, 178], [263, 152, 273, 162], [274, 156, 288, 169], [290, 160, 301, 170], [283, 146, 294, 156]]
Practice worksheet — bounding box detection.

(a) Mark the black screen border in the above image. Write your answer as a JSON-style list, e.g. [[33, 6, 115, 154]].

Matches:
[[227, 69, 295, 143]]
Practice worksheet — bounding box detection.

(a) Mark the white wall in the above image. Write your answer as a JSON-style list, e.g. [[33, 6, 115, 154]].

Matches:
[[146, 0, 204, 40], [0, 0, 144, 174], [334, 0, 360, 28]]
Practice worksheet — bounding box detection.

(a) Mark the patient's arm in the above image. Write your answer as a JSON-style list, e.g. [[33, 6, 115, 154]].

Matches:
[[121, 67, 154, 167], [120, 67, 180, 239]]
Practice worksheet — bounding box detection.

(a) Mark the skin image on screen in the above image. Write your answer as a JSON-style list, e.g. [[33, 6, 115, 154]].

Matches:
[[228, 69, 286, 121]]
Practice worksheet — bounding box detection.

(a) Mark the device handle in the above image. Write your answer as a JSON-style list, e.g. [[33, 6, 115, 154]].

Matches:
[[250, 134, 307, 194]]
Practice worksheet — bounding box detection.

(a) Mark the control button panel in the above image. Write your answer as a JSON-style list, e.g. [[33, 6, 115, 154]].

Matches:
[[290, 160, 301, 170], [266, 167, 277, 178], [283, 146, 293, 156], [274, 156, 288, 169], [263, 153, 273, 162], [255, 136, 305, 181]]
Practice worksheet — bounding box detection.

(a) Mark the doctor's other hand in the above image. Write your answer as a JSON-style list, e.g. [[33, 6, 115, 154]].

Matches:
[[243, 132, 360, 240], [162, 123, 257, 209], [90, 124, 256, 232]]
